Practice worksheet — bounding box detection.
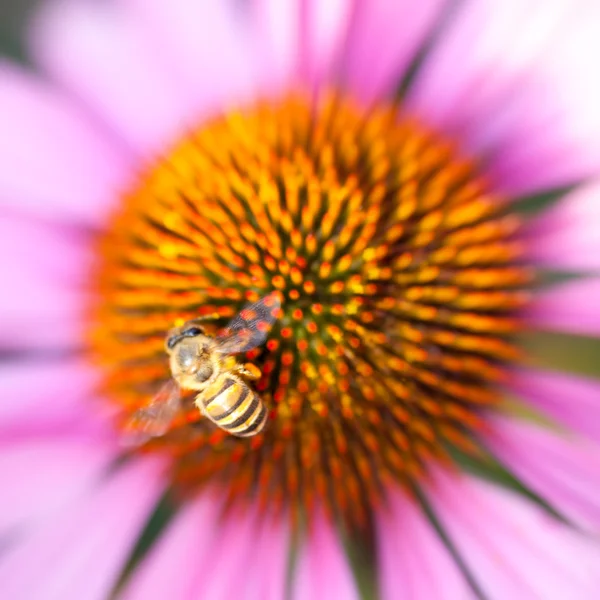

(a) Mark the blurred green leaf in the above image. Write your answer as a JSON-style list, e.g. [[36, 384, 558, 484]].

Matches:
[[520, 330, 600, 379], [0, 0, 40, 61]]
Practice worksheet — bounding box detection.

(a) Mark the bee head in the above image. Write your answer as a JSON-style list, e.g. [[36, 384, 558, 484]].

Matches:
[[165, 320, 207, 352]]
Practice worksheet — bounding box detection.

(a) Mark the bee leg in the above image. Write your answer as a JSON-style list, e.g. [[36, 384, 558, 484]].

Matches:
[[234, 362, 262, 380]]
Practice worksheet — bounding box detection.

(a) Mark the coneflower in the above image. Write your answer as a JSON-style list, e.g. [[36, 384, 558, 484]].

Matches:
[[92, 92, 529, 532], [1, 0, 600, 598]]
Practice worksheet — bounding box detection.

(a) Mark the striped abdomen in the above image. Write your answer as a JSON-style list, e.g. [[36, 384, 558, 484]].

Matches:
[[196, 374, 267, 437]]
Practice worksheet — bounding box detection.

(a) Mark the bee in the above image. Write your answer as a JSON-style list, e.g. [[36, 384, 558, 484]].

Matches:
[[126, 292, 281, 443]]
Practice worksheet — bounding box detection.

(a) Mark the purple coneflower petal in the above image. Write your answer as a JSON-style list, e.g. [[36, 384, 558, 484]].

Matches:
[[0, 457, 165, 600], [191, 504, 286, 600], [487, 416, 600, 533], [525, 182, 600, 270], [238, 514, 289, 600], [207, 511, 289, 600], [506, 367, 600, 444], [526, 278, 600, 335], [252, 0, 356, 93], [340, 0, 444, 104], [30, 0, 205, 157], [0, 360, 111, 437], [428, 472, 600, 598], [120, 493, 220, 599], [252, 0, 300, 90], [0, 63, 130, 224], [0, 217, 91, 287], [406, 0, 600, 196], [122, 493, 289, 600], [0, 437, 116, 538], [125, 0, 272, 110], [377, 489, 472, 599], [295, 0, 353, 89], [0, 288, 81, 350], [0, 217, 89, 350], [292, 510, 359, 600]]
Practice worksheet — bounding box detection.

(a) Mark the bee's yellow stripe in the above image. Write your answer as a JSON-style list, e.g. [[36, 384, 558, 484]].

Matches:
[[225, 396, 267, 436], [204, 381, 245, 422], [234, 403, 267, 437], [218, 390, 257, 427], [200, 376, 267, 436]]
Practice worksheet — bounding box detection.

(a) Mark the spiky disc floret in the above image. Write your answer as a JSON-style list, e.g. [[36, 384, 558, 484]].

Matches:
[[89, 92, 530, 527]]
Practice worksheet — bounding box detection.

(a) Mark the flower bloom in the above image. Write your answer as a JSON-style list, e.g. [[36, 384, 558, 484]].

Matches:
[[2, 0, 600, 598]]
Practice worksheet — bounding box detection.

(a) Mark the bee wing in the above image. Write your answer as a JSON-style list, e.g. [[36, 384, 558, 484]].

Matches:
[[122, 380, 182, 447], [214, 292, 281, 355]]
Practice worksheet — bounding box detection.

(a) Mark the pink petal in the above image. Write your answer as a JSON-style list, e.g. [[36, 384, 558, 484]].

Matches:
[[199, 506, 289, 600], [0, 62, 131, 223], [292, 509, 359, 600], [0, 457, 166, 600], [30, 0, 203, 157], [0, 216, 89, 350], [242, 516, 290, 600], [125, 0, 272, 113], [120, 491, 220, 599], [506, 367, 600, 444], [376, 489, 472, 599], [0, 289, 82, 350], [0, 359, 114, 437], [487, 416, 600, 533], [525, 182, 600, 270], [428, 471, 600, 598], [0, 216, 90, 286], [0, 436, 116, 538], [241, 0, 352, 95], [252, 0, 301, 91], [340, 0, 445, 105], [526, 278, 600, 335], [297, 0, 354, 90], [122, 494, 289, 600], [231, 513, 289, 600], [406, 0, 600, 196]]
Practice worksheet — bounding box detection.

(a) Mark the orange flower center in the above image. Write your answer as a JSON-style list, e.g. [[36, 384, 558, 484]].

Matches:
[[88, 92, 530, 527]]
